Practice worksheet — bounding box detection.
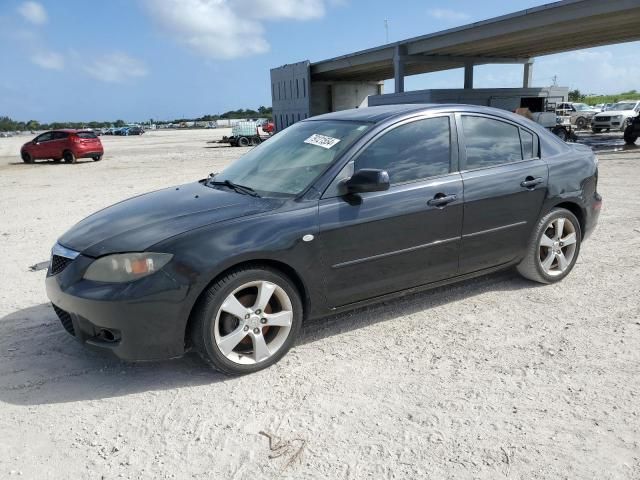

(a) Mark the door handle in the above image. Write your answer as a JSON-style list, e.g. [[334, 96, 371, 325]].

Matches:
[[428, 193, 457, 207], [520, 177, 543, 189]]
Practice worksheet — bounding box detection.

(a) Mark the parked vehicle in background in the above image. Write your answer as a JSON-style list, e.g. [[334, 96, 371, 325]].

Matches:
[[219, 121, 270, 147], [624, 114, 640, 145], [591, 100, 640, 132], [20, 130, 103, 164], [127, 126, 145, 135], [262, 120, 275, 134], [46, 104, 601, 374], [114, 127, 130, 136], [556, 102, 599, 129]]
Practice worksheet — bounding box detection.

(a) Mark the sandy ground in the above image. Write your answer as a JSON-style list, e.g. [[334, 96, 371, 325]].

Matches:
[[0, 129, 638, 479]]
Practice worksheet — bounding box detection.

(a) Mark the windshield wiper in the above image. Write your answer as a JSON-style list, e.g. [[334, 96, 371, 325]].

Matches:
[[208, 179, 260, 197]]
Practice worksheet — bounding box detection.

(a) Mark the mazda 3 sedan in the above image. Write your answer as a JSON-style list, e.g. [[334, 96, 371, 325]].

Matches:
[[46, 104, 601, 375]]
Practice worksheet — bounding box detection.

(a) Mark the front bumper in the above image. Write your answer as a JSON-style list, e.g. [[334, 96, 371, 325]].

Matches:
[[592, 118, 623, 129], [45, 253, 191, 361]]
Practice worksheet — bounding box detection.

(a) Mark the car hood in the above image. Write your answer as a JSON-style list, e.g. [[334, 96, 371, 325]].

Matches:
[[595, 110, 636, 117], [58, 181, 278, 257]]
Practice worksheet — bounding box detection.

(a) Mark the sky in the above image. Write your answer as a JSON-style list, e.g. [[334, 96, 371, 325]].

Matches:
[[0, 0, 638, 123]]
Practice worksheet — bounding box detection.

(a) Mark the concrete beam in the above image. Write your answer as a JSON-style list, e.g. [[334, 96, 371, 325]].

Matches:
[[464, 62, 474, 89], [400, 54, 530, 65], [394, 45, 406, 93]]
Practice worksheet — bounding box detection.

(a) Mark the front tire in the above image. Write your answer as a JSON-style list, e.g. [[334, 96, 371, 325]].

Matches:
[[624, 125, 638, 145], [21, 151, 33, 163], [63, 150, 76, 164], [575, 117, 587, 129], [517, 208, 582, 284], [191, 266, 303, 375]]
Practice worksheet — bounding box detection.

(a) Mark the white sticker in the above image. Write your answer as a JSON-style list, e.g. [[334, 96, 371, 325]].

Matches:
[[304, 134, 341, 149]]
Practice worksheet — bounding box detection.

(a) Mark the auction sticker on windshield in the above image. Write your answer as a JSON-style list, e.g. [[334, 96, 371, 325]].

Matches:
[[304, 134, 341, 149]]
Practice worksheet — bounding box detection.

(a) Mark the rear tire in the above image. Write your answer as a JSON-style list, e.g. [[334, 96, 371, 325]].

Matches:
[[93, 155, 102, 161], [575, 117, 587, 129], [63, 150, 76, 164], [238, 136, 249, 147], [21, 152, 33, 164], [191, 266, 303, 375], [624, 125, 638, 145], [517, 208, 582, 284]]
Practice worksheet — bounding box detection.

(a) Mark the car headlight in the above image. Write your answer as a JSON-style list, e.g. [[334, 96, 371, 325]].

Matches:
[[83, 252, 173, 283], [612, 115, 622, 120]]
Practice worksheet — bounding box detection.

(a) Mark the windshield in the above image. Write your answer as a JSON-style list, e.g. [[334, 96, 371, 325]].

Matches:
[[610, 102, 638, 111], [573, 103, 591, 111], [212, 120, 370, 196]]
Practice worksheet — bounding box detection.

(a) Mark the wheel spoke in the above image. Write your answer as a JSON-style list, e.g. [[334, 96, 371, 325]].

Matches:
[[220, 294, 249, 320], [541, 251, 555, 271], [254, 281, 276, 311], [218, 326, 248, 356], [251, 332, 270, 362], [540, 234, 554, 247], [561, 232, 576, 246], [264, 310, 293, 327], [556, 251, 569, 271], [554, 218, 565, 240]]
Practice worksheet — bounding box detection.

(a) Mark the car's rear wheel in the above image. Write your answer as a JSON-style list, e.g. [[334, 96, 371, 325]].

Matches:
[[93, 154, 102, 161], [238, 136, 250, 147], [517, 208, 581, 284], [21, 152, 33, 163], [63, 150, 76, 164], [191, 266, 303, 375], [552, 127, 568, 141]]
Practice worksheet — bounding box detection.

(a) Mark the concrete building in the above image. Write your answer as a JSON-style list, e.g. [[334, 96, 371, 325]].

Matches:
[[270, 0, 640, 130]]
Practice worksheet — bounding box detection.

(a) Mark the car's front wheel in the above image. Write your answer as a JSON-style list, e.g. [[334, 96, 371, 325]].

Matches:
[[63, 150, 76, 164], [517, 208, 582, 284], [21, 151, 33, 163], [191, 266, 303, 375]]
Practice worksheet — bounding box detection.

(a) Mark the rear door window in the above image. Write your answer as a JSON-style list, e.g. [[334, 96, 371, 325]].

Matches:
[[76, 131, 98, 139], [461, 116, 523, 169], [520, 129, 536, 159], [53, 131, 69, 140]]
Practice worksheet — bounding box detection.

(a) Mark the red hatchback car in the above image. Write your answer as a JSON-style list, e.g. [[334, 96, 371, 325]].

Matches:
[[21, 130, 104, 164]]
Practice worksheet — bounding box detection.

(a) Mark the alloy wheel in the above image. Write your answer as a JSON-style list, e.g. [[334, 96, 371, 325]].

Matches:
[[213, 280, 293, 365], [538, 217, 577, 276]]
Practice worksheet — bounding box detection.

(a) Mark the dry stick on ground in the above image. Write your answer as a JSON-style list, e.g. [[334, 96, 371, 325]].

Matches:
[[501, 446, 512, 477], [259, 431, 307, 471]]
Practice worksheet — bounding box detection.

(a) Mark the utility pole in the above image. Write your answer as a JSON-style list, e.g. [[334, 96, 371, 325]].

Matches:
[[384, 19, 389, 44], [552, 75, 558, 87]]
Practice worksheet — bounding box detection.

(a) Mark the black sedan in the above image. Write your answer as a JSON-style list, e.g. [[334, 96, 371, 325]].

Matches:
[[46, 104, 602, 374]]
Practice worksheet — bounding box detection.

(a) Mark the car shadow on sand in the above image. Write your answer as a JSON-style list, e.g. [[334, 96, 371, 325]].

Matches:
[[0, 270, 535, 406]]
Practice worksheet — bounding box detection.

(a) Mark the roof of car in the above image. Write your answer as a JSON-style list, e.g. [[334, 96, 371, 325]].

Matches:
[[307, 103, 492, 123]]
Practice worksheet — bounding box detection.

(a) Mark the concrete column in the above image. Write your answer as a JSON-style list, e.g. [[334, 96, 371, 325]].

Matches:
[[523, 60, 534, 88], [393, 45, 406, 93], [464, 62, 474, 89]]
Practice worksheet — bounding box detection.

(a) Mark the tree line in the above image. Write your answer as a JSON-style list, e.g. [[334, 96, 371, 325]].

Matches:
[[569, 89, 638, 104], [0, 106, 273, 132]]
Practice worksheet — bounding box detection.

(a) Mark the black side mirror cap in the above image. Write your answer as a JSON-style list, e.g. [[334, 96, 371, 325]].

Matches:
[[339, 168, 390, 195]]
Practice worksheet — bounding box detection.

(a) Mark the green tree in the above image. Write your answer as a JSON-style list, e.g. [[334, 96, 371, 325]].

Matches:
[[568, 89, 583, 102], [114, 119, 126, 127]]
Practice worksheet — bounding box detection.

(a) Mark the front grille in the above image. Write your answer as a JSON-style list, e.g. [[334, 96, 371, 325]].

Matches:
[[596, 116, 611, 122], [51, 255, 73, 275], [52, 304, 75, 336]]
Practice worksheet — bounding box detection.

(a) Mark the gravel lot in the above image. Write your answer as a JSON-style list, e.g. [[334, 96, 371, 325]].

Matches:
[[0, 130, 638, 479]]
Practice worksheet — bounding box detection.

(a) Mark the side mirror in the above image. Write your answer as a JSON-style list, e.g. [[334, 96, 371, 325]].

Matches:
[[339, 169, 390, 195]]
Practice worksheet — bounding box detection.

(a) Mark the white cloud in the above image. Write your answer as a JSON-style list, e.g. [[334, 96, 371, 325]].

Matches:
[[84, 53, 148, 83], [31, 51, 64, 70], [18, 1, 47, 25], [141, 0, 334, 59], [427, 8, 470, 23]]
